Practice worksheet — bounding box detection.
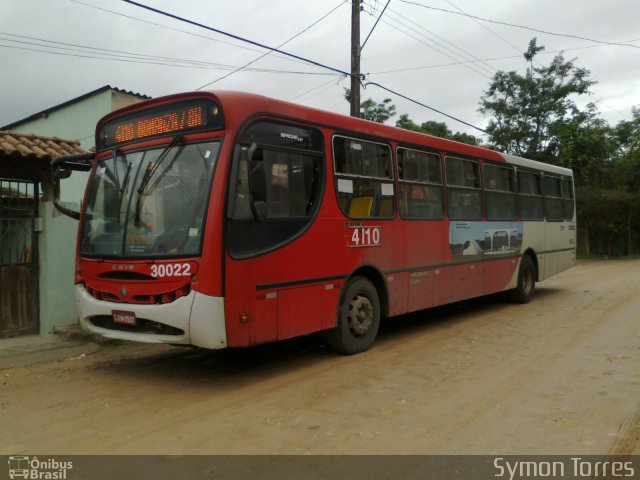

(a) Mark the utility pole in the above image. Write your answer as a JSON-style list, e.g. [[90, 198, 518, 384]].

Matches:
[[350, 0, 361, 118]]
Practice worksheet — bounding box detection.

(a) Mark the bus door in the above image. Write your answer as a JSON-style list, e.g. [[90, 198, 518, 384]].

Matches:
[[224, 121, 327, 346]]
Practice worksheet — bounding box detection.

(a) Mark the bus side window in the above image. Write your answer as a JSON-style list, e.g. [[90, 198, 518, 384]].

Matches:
[[517, 170, 543, 220], [562, 177, 574, 220], [445, 156, 482, 220], [543, 175, 564, 221], [484, 164, 516, 220], [397, 147, 443, 220], [333, 136, 395, 219]]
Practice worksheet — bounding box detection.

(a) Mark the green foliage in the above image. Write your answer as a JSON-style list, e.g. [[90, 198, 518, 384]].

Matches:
[[576, 187, 640, 257], [479, 42, 595, 161], [340, 52, 640, 257], [611, 107, 640, 192], [394, 114, 479, 146], [343, 90, 477, 146], [343, 88, 396, 123], [477, 38, 640, 257]]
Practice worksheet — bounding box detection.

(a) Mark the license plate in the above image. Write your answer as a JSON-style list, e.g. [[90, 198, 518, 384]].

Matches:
[[112, 310, 136, 326]]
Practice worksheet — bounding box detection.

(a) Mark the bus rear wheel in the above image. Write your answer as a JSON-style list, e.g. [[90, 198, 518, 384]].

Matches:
[[326, 276, 380, 355], [508, 255, 536, 303]]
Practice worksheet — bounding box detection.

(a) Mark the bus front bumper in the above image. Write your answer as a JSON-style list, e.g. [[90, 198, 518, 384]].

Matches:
[[75, 285, 227, 349]]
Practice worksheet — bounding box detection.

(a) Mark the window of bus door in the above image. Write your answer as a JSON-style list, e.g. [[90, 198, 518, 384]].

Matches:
[[80, 141, 220, 257], [226, 121, 324, 258], [445, 156, 482, 220], [543, 175, 564, 221], [333, 136, 394, 219], [483, 163, 516, 220], [517, 170, 544, 220], [397, 147, 443, 219], [562, 177, 575, 221]]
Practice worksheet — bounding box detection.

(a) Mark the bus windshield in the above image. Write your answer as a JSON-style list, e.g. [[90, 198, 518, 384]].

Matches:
[[80, 140, 220, 258]]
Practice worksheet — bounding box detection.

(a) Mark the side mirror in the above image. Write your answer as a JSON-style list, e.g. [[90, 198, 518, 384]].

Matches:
[[51, 153, 94, 220]]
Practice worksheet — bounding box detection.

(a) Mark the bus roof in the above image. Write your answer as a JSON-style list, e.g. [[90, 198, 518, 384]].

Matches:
[[97, 90, 573, 177], [212, 91, 573, 177]]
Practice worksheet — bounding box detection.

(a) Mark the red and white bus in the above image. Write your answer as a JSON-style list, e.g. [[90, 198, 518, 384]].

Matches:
[[53, 91, 576, 354]]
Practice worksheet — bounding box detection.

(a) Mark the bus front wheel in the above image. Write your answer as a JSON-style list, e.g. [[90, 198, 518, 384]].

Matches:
[[326, 276, 380, 355], [508, 255, 536, 303]]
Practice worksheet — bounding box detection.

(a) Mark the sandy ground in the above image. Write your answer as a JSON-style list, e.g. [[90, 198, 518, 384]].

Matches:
[[1, 259, 638, 455]]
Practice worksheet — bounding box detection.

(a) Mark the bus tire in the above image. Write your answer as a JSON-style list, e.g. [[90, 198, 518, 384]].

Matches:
[[326, 276, 380, 355], [508, 255, 536, 303]]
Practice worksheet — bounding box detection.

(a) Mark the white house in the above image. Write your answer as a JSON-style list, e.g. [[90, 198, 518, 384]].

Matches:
[[0, 86, 150, 337]]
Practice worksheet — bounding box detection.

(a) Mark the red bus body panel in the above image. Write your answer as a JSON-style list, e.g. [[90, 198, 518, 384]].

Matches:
[[75, 91, 574, 349]]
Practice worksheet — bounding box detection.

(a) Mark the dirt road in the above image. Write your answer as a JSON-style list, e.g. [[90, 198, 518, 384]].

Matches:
[[1, 259, 638, 455]]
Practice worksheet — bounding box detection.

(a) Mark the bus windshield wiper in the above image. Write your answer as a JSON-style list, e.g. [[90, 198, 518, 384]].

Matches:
[[137, 135, 184, 197], [134, 135, 184, 227], [117, 150, 132, 214]]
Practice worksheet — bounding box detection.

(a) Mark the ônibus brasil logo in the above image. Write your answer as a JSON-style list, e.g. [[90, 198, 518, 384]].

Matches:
[[8, 456, 73, 480]]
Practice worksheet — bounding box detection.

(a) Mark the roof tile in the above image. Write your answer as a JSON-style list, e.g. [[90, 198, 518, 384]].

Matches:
[[0, 131, 87, 161]]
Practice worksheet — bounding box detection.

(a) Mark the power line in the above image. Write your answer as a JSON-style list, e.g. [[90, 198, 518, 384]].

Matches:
[[361, 0, 391, 50], [197, 0, 347, 90], [370, 12, 493, 78], [442, 0, 537, 67], [0, 39, 339, 76], [364, 81, 487, 133], [444, 0, 524, 55], [117, 0, 487, 132], [400, 0, 640, 50], [368, 41, 625, 74], [0, 32, 244, 69], [290, 76, 347, 102], [120, 0, 353, 78], [70, 0, 314, 70], [370, 55, 522, 74], [361, 0, 495, 77], [381, 4, 497, 75]]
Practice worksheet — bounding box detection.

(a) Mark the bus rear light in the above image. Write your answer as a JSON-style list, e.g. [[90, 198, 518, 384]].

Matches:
[[239, 313, 249, 323]]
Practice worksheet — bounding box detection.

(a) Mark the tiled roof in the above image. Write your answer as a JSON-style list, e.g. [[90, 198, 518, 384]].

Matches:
[[0, 131, 87, 160]]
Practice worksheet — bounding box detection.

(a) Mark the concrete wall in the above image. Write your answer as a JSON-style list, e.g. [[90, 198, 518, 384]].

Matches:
[[38, 200, 80, 334]]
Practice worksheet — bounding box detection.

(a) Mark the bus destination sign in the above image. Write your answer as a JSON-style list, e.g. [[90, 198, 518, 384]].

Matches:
[[98, 99, 224, 150], [115, 105, 204, 143]]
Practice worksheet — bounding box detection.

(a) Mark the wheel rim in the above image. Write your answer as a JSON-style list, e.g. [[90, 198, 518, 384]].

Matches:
[[347, 294, 374, 336]]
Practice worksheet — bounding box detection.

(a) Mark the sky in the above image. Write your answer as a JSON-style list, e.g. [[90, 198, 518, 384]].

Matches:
[[1, 0, 639, 141]]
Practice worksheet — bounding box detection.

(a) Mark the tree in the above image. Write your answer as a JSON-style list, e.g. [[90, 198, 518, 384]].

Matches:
[[612, 107, 640, 191], [553, 114, 616, 188], [343, 88, 396, 123], [395, 114, 479, 146], [342, 90, 478, 146], [479, 38, 595, 162]]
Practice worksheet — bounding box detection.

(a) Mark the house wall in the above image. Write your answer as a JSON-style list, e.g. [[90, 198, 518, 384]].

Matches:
[[7, 89, 148, 335], [9, 93, 113, 205], [112, 90, 146, 112], [38, 200, 79, 334], [10, 91, 112, 149]]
